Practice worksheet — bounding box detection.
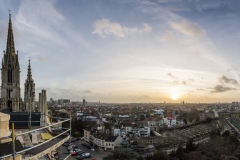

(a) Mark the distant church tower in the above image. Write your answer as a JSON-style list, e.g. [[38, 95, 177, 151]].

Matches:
[[0, 12, 22, 112], [24, 59, 36, 112]]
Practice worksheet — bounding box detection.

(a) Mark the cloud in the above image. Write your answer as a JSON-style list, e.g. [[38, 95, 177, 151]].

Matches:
[[169, 20, 206, 38], [167, 73, 188, 85], [211, 85, 236, 93], [83, 90, 92, 94], [140, 95, 149, 98], [92, 19, 151, 38], [196, 2, 229, 12], [219, 75, 238, 85], [167, 73, 177, 79], [189, 78, 194, 82]]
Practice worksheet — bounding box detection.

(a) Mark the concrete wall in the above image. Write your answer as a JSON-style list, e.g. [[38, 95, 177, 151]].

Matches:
[[0, 112, 10, 138], [3, 154, 21, 160]]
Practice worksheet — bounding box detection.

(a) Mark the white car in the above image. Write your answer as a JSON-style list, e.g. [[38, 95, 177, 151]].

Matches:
[[90, 148, 95, 151]]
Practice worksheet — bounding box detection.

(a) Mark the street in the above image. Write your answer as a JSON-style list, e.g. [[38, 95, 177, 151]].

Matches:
[[56, 140, 111, 160]]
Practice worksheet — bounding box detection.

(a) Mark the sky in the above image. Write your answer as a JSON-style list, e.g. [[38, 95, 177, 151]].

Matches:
[[0, 0, 240, 103]]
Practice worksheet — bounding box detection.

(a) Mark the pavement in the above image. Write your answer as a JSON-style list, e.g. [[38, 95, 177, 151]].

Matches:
[[56, 140, 111, 160]]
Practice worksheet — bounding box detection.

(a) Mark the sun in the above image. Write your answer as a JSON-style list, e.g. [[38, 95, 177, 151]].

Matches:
[[171, 92, 179, 100]]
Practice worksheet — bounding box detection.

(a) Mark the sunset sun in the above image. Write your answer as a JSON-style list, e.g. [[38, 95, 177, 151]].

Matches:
[[171, 92, 179, 101]]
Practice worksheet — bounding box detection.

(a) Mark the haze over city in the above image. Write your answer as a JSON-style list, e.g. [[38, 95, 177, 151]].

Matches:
[[0, 0, 240, 103]]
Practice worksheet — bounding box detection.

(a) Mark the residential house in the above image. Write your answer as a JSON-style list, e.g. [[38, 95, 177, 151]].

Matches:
[[113, 128, 120, 136], [83, 127, 91, 143], [104, 136, 123, 150], [138, 126, 150, 137], [91, 130, 110, 149], [163, 116, 176, 128]]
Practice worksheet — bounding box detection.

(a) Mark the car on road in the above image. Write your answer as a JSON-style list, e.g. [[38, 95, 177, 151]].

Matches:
[[71, 150, 77, 156], [76, 151, 85, 155], [62, 142, 70, 147], [90, 148, 95, 151], [68, 145, 77, 150], [75, 155, 84, 160], [82, 153, 91, 158], [74, 148, 82, 152]]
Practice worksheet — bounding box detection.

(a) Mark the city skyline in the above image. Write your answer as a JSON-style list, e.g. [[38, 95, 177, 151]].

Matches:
[[0, 0, 240, 103]]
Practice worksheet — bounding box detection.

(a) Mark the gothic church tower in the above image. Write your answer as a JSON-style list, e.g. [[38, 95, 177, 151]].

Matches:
[[24, 59, 36, 112], [0, 13, 22, 112]]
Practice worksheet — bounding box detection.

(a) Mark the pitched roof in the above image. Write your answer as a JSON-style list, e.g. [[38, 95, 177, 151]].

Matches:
[[105, 136, 118, 142]]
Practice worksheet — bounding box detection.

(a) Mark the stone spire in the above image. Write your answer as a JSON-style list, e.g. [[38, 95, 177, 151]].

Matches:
[[24, 58, 36, 112], [6, 10, 15, 56], [0, 10, 22, 112], [27, 58, 32, 80]]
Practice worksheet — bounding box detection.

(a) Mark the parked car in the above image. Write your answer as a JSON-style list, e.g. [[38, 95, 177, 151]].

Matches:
[[71, 150, 77, 156], [76, 151, 85, 155], [82, 153, 91, 158], [90, 148, 95, 151], [62, 142, 70, 147], [75, 155, 84, 160], [71, 137, 78, 142], [68, 145, 77, 151]]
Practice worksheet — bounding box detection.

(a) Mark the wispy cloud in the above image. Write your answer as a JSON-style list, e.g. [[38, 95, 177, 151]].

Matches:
[[167, 73, 178, 80], [169, 20, 206, 38], [211, 85, 236, 93], [92, 19, 151, 38], [219, 75, 238, 85], [83, 90, 92, 94]]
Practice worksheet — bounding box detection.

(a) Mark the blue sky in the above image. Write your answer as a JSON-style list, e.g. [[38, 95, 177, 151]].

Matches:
[[0, 0, 240, 103]]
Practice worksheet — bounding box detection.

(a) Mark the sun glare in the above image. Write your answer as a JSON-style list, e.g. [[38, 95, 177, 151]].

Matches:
[[171, 92, 179, 100]]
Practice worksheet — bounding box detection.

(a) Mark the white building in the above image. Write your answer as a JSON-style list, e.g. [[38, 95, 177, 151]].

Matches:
[[84, 128, 91, 142], [163, 116, 176, 128], [113, 128, 120, 136], [154, 109, 164, 115], [104, 136, 123, 151], [138, 126, 150, 137]]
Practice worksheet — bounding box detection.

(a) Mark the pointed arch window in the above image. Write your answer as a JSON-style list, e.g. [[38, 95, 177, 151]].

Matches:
[[8, 64, 12, 83]]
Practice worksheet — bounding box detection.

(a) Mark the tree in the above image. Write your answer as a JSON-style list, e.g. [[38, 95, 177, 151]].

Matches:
[[185, 139, 195, 152], [103, 148, 139, 160], [176, 145, 184, 159], [140, 115, 145, 121], [175, 110, 179, 115], [205, 117, 212, 123], [152, 149, 168, 160], [183, 118, 187, 125], [196, 115, 200, 122], [229, 135, 238, 143], [189, 117, 193, 123], [146, 114, 150, 118], [222, 130, 230, 137], [70, 118, 85, 136]]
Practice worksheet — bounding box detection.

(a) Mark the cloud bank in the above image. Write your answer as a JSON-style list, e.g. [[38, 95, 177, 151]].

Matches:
[[92, 19, 151, 38]]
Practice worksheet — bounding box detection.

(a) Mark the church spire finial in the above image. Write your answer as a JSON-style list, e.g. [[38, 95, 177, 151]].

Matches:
[[6, 8, 15, 56], [27, 57, 32, 80], [9, 8, 11, 20]]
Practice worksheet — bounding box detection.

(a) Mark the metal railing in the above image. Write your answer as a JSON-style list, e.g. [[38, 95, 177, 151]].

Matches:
[[0, 113, 71, 160]]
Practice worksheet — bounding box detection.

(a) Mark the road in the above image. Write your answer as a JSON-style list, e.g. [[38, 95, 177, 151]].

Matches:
[[56, 140, 111, 160]]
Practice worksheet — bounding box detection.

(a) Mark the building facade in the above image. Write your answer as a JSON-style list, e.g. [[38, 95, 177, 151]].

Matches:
[[24, 59, 36, 112], [0, 14, 22, 112]]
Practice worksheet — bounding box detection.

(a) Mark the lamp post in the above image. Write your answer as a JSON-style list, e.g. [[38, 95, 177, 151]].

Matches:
[[12, 123, 15, 160]]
